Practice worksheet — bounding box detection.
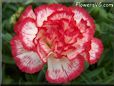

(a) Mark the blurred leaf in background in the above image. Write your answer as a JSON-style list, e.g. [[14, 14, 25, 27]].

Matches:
[[2, 0, 114, 85]]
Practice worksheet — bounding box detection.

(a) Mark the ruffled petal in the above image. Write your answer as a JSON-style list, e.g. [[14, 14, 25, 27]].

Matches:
[[46, 54, 84, 83], [66, 48, 84, 60], [89, 38, 103, 64], [48, 4, 67, 11], [81, 38, 103, 64], [71, 6, 95, 30], [34, 5, 54, 27], [34, 4, 68, 27], [19, 5, 36, 21], [14, 5, 36, 34], [48, 11, 74, 21], [10, 36, 43, 73], [37, 39, 51, 63], [19, 18, 38, 50], [72, 6, 95, 45]]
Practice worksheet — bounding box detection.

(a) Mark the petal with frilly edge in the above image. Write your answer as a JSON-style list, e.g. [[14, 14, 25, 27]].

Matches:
[[72, 6, 95, 45], [48, 11, 74, 21], [14, 5, 36, 34], [71, 6, 95, 30], [37, 39, 51, 63], [19, 18, 38, 50], [10, 36, 43, 73], [46, 54, 84, 83], [81, 38, 103, 64], [34, 4, 69, 27], [19, 5, 36, 21], [34, 5, 54, 27]]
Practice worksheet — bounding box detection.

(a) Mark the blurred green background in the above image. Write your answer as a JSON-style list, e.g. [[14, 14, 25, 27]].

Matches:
[[2, 0, 114, 85]]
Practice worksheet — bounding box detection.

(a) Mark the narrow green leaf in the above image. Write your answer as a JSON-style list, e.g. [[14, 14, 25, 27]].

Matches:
[[24, 0, 34, 5], [37, 70, 45, 82], [85, 68, 103, 78], [84, 61, 89, 70], [48, 0, 58, 4], [2, 55, 15, 64], [89, 7, 100, 18], [3, 76, 13, 85], [80, 75, 90, 84], [2, 33, 12, 42], [97, 49, 108, 66], [37, 65, 47, 82], [25, 74, 37, 82], [103, 74, 114, 84], [95, 24, 104, 34], [102, 68, 108, 78]]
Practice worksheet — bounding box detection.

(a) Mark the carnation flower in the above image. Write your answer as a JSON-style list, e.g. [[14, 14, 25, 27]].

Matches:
[[10, 4, 103, 83]]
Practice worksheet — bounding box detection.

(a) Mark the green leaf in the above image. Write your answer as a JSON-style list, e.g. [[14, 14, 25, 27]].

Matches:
[[37, 70, 45, 82], [24, 0, 34, 5], [107, 13, 114, 20], [89, 7, 100, 18], [103, 74, 114, 84], [97, 49, 108, 66], [95, 24, 104, 34], [2, 33, 12, 42], [84, 61, 89, 70], [80, 74, 92, 84], [48, 0, 58, 4], [81, 76, 89, 84], [3, 76, 13, 85], [25, 74, 37, 82], [2, 55, 15, 64], [102, 68, 108, 78], [99, 8, 108, 20], [84, 68, 103, 78], [37, 65, 47, 82]]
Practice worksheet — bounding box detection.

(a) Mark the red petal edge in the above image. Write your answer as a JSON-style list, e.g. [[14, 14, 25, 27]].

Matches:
[[34, 5, 54, 27], [71, 6, 95, 32], [81, 38, 103, 64], [19, 18, 38, 50], [46, 55, 84, 83], [14, 5, 36, 34], [89, 38, 103, 64], [19, 5, 36, 21], [10, 36, 43, 73]]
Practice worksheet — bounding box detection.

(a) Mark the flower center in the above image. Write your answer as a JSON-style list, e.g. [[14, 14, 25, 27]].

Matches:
[[36, 19, 81, 59]]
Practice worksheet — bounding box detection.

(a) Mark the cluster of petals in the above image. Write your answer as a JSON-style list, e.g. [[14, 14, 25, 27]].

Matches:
[[10, 4, 103, 83]]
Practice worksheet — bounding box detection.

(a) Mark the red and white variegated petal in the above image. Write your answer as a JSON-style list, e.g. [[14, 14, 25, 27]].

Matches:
[[19, 5, 36, 21], [36, 39, 52, 63], [34, 4, 68, 27], [66, 46, 84, 60], [49, 4, 67, 11], [71, 6, 95, 30], [80, 51, 90, 62], [66, 37, 86, 60], [37, 43, 47, 63], [78, 19, 94, 45], [34, 5, 54, 27], [48, 11, 74, 21], [81, 38, 103, 64], [14, 20, 22, 34], [70, 34, 91, 60], [46, 54, 84, 83], [14, 5, 36, 34], [39, 39, 51, 54], [19, 18, 38, 50], [76, 28, 93, 49], [72, 7, 95, 47], [10, 36, 43, 73], [88, 38, 103, 64], [72, 6, 95, 45]]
